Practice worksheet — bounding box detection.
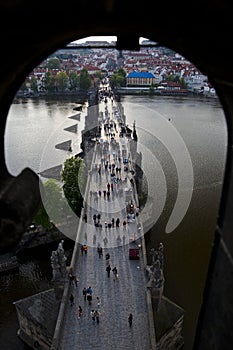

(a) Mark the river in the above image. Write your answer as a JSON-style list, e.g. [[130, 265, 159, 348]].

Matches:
[[1, 94, 227, 349]]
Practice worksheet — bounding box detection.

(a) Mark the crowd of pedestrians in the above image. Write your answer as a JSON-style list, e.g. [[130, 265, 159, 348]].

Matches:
[[66, 84, 138, 330], [57, 80, 158, 350]]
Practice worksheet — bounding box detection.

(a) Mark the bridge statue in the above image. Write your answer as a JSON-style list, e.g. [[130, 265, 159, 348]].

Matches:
[[51, 240, 67, 281], [146, 242, 165, 311]]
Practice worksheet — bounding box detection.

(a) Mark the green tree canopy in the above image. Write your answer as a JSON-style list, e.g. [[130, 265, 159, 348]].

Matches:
[[117, 68, 126, 78], [165, 74, 187, 88], [33, 179, 63, 228], [61, 156, 86, 215], [44, 71, 55, 92], [79, 68, 92, 91], [30, 76, 38, 93], [46, 58, 61, 70], [95, 70, 103, 80], [56, 71, 69, 91], [110, 68, 126, 88], [69, 71, 79, 90], [33, 202, 52, 229]]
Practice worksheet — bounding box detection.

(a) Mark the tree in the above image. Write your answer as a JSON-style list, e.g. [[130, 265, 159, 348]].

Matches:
[[61, 156, 86, 215], [30, 76, 38, 93], [69, 71, 79, 90], [19, 80, 28, 93], [56, 71, 68, 91], [33, 179, 63, 228], [95, 70, 103, 80], [33, 202, 52, 229], [110, 73, 125, 88], [117, 68, 126, 78], [46, 58, 61, 70], [110, 68, 126, 88], [44, 71, 55, 92], [79, 68, 92, 91], [180, 77, 187, 88], [165, 74, 187, 88]]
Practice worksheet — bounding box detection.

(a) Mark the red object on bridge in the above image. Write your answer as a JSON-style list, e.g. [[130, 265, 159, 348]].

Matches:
[[129, 248, 139, 260]]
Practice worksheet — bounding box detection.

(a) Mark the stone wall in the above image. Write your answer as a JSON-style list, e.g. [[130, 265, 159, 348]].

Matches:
[[14, 289, 61, 349]]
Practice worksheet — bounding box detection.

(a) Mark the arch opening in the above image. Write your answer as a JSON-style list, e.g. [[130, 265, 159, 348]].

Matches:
[[1, 34, 229, 350]]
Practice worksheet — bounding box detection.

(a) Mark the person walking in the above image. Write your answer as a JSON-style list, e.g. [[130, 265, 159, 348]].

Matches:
[[80, 244, 84, 255], [96, 296, 101, 310], [87, 286, 93, 305], [69, 293, 74, 306], [103, 236, 108, 246], [68, 271, 74, 286], [78, 305, 83, 319], [97, 246, 103, 258], [83, 287, 87, 301], [106, 264, 111, 278], [128, 313, 133, 326], [116, 217, 120, 227], [83, 244, 88, 255], [73, 275, 79, 288], [112, 266, 118, 281], [91, 310, 96, 324], [95, 310, 100, 324], [83, 213, 87, 223]]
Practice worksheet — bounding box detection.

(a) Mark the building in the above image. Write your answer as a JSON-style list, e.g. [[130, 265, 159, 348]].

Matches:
[[126, 70, 156, 86]]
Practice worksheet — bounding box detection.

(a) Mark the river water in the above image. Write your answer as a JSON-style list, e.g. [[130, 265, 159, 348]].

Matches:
[[1, 94, 227, 349]]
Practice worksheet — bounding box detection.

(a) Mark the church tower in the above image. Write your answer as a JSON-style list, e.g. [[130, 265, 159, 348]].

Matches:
[[117, 50, 124, 68]]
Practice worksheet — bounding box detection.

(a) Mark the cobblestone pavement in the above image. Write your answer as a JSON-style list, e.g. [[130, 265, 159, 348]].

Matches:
[[59, 94, 152, 350]]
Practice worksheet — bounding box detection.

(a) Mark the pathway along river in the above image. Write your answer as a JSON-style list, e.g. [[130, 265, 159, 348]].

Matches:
[[1, 94, 227, 349]]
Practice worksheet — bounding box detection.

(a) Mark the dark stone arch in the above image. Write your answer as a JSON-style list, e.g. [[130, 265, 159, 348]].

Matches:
[[1, 1, 233, 349]]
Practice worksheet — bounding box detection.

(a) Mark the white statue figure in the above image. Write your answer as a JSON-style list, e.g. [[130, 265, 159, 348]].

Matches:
[[146, 243, 164, 289], [51, 240, 67, 280], [57, 239, 64, 253], [51, 250, 61, 280], [158, 242, 164, 270]]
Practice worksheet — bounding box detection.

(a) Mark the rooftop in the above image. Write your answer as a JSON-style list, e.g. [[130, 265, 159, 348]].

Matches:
[[127, 70, 155, 78]]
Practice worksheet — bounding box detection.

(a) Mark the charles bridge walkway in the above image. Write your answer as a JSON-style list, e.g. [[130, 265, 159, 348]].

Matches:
[[51, 91, 156, 350]]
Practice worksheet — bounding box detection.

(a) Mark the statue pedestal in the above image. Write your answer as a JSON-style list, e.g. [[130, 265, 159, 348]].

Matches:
[[150, 284, 164, 312], [153, 296, 184, 350]]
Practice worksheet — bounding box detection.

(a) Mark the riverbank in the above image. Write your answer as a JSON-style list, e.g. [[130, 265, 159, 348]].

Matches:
[[15, 226, 68, 254], [115, 86, 218, 98], [13, 90, 90, 106], [0, 226, 73, 274], [116, 86, 188, 96]]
